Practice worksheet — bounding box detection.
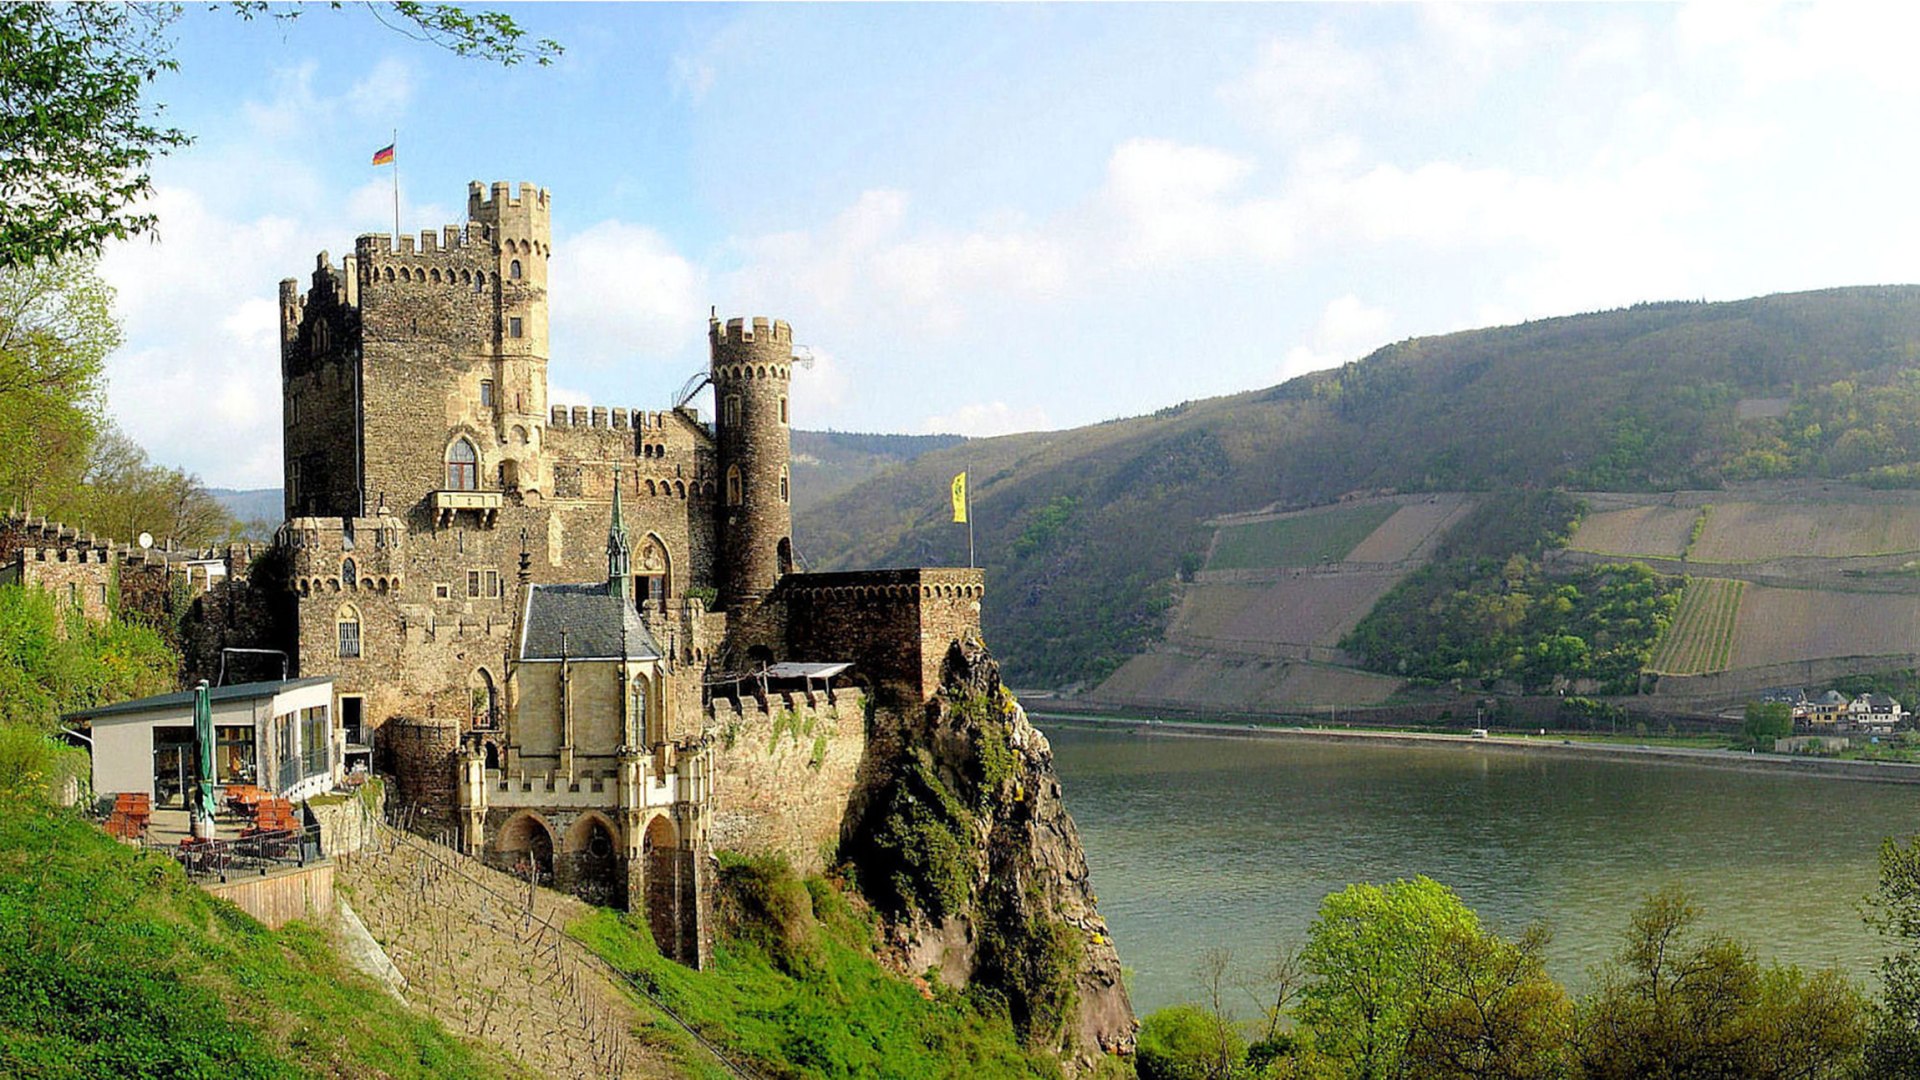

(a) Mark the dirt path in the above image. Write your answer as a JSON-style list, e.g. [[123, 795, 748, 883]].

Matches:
[[335, 824, 690, 1079]]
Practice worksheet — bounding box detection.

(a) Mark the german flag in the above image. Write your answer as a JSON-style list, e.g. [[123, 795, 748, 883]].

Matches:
[[371, 143, 395, 166]]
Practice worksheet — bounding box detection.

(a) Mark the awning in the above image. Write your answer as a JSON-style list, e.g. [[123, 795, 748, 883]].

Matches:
[[763, 662, 852, 680]]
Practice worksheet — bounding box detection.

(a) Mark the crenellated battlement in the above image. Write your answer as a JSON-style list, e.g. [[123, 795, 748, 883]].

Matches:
[[468, 180, 551, 218], [356, 225, 483, 259], [547, 405, 680, 432], [710, 316, 792, 347]]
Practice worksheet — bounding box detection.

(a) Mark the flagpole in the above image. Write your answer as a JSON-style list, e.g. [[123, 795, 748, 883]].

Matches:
[[967, 476, 975, 569], [390, 128, 400, 242]]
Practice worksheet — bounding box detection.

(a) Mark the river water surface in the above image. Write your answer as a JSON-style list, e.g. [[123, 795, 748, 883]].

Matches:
[[1048, 724, 1920, 1015]]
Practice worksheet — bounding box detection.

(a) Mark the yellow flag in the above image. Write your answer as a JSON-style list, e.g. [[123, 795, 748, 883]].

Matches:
[[951, 472, 968, 523]]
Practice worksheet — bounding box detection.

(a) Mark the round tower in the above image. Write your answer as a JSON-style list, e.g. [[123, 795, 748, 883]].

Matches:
[[710, 316, 794, 608]]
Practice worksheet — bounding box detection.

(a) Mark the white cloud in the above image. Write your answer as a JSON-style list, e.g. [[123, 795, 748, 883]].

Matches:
[[1219, 29, 1381, 136], [920, 401, 1051, 438], [1283, 295, 1393, 377], [548, 219, 705, 368]]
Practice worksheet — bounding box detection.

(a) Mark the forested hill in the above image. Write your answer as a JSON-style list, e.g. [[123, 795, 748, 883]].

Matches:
[[793, 284, 1920, 686]]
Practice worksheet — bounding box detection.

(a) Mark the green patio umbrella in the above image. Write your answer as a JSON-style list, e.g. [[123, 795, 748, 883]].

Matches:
[[191, 680, 218, 838]]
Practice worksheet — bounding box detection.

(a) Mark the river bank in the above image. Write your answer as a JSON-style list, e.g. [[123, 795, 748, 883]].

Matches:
[[1028, 706, 1920, 786]]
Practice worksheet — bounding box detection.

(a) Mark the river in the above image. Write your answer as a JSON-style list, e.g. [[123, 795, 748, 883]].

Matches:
[[1047, 723, 1920, 1015]]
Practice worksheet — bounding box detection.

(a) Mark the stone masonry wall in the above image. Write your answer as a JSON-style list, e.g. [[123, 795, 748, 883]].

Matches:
[[782, 567, 986, 704], [708, 689, 866, 874]]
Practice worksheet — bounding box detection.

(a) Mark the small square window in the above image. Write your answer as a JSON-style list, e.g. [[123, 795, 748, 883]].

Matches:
[[433, 583, 450, 600], [480, 380, 495, 407], [509, 317, 523, 339]]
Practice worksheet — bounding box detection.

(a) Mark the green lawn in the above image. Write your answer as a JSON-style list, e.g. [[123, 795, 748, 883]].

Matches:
[[0, 797, 506, 1079], [1208, 502, 1399, 571]]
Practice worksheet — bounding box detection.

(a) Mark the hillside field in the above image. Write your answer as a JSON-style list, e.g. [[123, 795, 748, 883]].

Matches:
[[1567, 505, 1702, 560], [1691, 501, 1920, 562], [1170, 573, 1403, 652], [1207, 502, 1398, 570], [1646, 577, 1745, 675], [1730, 585, 1920, 669]]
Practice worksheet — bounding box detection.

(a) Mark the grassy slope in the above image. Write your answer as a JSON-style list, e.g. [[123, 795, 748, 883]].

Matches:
[[795, 286, 1920, 686], [0, 799, 506, 1080], [571, 875, 1062, 1080]]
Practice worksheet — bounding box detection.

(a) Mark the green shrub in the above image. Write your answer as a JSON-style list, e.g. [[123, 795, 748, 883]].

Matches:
[[1136, 1005, 1242, 1080], [716, 853, 819, 976], [851, 751, 975, 921]]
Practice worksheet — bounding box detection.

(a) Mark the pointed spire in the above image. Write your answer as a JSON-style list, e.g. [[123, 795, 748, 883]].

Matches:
[[608, 465, 631, 600]]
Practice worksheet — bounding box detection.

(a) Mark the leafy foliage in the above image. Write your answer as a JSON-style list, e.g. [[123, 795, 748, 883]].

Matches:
[[1343, 493, 1679, 692], [1576, 887, 1868, 1080], [1136, 1004, 1242, 1080], [0, 583, 176, 733], [1867, 835, 1920, 1075], [1742, 701, 1793, 747], [847, 749, 976, 921]]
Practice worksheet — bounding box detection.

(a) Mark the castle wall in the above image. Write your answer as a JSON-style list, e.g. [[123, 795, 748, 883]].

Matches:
[[708, 690, 866, 874], [2, 548, 114, 627], [782, 568, 986, 704]]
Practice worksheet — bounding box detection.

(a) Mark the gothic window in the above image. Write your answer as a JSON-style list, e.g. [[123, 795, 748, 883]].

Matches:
[[510, 258, 522, 280], [341, 558, 356, 589], [336, 605, 362, 659], [509, 317, 523, 339], [724, 395, 740, 427], [446, 438, 478, 490], [726, 466, 743, 506], [779, 465, 789, 504], [480, 379, 495, 407], [630, 676, 650, 745]]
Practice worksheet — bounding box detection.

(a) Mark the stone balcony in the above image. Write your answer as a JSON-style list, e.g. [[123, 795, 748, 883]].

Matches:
[[431, 490, 503, 528]]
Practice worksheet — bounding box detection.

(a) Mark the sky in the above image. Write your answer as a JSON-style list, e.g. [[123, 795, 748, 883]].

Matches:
[[94, 3, 1920, 490]]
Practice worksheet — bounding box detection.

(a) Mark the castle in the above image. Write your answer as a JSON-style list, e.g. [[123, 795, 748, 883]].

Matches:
[[270, 181, 984, 964]]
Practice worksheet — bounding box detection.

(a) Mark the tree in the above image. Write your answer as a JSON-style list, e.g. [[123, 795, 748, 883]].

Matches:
[[0, 256, 114, 509], [1867, 834, 1920, 1076], [0, 2, 560, 268], [1575, 886, 1866, 1079], [1744, 701, 1794, 748], [1294, 876, 1482, 1079], [1136, 1005, 1244, 1080], [1403, 924, 1571, 1080]]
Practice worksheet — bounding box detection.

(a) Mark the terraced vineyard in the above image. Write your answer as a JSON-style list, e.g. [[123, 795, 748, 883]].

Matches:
[[1647, 577, 1746, 675], [1208, 502, 1399, 570]]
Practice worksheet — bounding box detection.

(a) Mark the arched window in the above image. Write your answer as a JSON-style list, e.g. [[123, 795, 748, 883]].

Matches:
[[726, 466, 743, 506], [383, 266, 395, 282], [430, 268, 441, 284], [336, 604, 362, 659], [779, 465, 790, 504], [510, 258, 522, 280], [446, 438, 478, 490], [629, 676, 649, 746], [341, 558, 356, 589]]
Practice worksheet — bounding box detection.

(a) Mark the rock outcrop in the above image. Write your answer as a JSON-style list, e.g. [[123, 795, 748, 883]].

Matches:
[[848, 632, 1134, 1070]]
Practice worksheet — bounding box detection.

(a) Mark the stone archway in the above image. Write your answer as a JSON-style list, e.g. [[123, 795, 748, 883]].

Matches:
[[564, 812, 622, 907], [497, 811, 555, 885], [643, 814, 687, 959]]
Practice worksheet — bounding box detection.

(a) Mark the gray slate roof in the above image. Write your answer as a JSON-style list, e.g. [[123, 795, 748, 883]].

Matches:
[[520, 583, 662, 661], [64, 676, 333, 723]]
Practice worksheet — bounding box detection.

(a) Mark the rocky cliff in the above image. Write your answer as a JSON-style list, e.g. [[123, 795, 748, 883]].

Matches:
[[847, 632, 1135, 1070]]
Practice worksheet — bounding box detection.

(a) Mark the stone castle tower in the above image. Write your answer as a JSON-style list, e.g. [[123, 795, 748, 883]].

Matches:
[[710, 316, 794, 608]]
